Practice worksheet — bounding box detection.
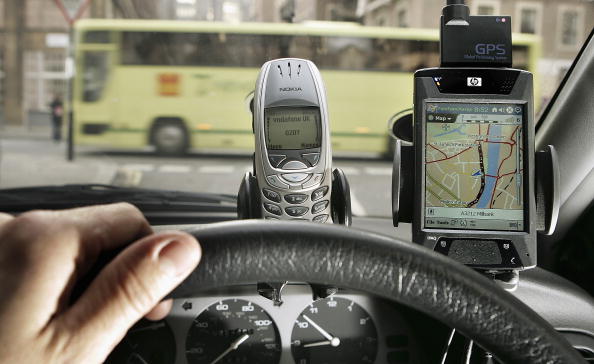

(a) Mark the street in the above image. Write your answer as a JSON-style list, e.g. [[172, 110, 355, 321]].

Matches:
[[0, 138, 393, 217]]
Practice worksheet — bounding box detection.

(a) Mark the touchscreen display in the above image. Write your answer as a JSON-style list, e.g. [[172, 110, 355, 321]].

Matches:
[[424, 102, 524, 231], [265, 107, 321, 150]]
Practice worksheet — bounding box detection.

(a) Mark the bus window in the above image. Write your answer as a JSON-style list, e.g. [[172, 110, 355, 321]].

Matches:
[[82, 51, 109, 102], [120, 31, 440, 73], [83, 31, 111, 44], [370, 39, 440, 72], [200, 33, 281, 67], [297, 37, 439, 72], [122, 32, 279, 67], [122, 32, 178, 65]]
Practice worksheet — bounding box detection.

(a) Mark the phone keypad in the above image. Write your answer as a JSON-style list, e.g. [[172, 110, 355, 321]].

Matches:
[[311, 186, 329, 201], [282, 160, 308, 170], [302, 173, 323, 188], [262, 188, 281, 203], [313, 214, 329, 223], [263, 202, 282, 216], [302, 153, 320, 166], [312, 200, 329, 214], [285, 206, 309, 217], [266, 175, 289, 189], [282, 173, 310, 183], [268, 155, 286, 167], [261, 179, 330, 222], [284, 194, 308, 204]]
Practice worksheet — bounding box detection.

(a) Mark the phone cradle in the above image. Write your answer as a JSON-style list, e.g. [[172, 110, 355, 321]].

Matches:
[[237, 168, 352, 226]]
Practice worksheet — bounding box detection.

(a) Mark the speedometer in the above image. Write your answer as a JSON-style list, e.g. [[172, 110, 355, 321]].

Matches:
[[105, 319, 176, 364], [185, 298, 281, 364], [291, 296, 378, 364]]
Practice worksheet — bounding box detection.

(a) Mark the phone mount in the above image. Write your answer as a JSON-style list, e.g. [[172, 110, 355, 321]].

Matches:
[[391, 118, 559, 288], [237, 168, 352, 226]]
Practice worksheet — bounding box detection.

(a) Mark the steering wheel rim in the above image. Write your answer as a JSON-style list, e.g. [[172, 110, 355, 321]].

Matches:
[[169, 220, 583, 364]]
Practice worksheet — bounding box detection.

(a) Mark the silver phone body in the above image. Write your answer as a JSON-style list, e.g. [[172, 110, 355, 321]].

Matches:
[[253, 58, 333, 223]]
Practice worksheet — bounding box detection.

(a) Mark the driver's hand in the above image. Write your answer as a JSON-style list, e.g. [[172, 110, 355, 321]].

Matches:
[[0, 203, 201, 363]]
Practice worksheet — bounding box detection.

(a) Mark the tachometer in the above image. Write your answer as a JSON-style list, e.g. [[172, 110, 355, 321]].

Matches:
[[291, 296, 378, 364], [105, 319, 176, 364], [186, 298, 281, 364]]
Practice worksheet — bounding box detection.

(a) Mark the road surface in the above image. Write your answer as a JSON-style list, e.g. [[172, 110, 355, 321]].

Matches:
[[0, 139, 393, 217]]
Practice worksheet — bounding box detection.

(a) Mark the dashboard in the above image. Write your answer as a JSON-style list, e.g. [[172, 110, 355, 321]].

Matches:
[[105, 221, 594, 364], [106, 284, 449, 364]]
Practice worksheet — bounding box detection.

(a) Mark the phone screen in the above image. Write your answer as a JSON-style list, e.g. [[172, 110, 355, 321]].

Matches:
[[424, 102, 524, 231], [265, 107, 321, 150]]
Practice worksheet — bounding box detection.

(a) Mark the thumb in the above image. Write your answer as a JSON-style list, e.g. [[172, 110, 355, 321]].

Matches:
[[60, 231, 200, 362]]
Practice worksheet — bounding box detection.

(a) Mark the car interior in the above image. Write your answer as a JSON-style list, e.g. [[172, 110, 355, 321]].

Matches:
[[0, 1, 593, 364]]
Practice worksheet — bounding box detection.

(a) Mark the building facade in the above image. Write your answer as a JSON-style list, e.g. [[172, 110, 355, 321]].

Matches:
[[0, 0, 91, 125], [360, 0, 594, 103], [0, 0, 591, 125]]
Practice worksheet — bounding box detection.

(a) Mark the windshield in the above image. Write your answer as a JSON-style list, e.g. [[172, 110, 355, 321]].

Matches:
[[0, 0, 591, 218]]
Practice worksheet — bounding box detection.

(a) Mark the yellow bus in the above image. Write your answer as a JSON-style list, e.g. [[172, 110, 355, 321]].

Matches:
[[73, 19, 539, 156]]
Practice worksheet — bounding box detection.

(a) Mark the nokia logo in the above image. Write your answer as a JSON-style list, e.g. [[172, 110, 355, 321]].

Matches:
[[475, 43, 507, 56], [279, 87, 302, 92]]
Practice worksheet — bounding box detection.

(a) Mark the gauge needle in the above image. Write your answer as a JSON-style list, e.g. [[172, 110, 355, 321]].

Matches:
[[128, 353, 149, 364], [209, 333, 250, 364], [129, 322, 166, 334], [303, 340, 335, 348], [302, 315, 341, 347]]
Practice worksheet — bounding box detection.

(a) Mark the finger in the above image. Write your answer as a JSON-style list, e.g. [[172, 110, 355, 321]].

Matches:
[[0, 204, 152, 336], [51, 203, 153, 312], [53, 202, 153, 262], [1, 203, 152, 273], [58, 231, 200, 361], [145, 299, 173, 321], [0, 212, 13, 225]]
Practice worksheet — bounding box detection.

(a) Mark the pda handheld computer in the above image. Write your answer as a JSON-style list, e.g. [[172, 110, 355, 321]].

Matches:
[[392, 0, 559, 272]]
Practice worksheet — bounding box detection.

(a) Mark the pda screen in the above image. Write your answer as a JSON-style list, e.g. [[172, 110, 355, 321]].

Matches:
[[265, 107, 321, 150], [424, 102, 524, 231]]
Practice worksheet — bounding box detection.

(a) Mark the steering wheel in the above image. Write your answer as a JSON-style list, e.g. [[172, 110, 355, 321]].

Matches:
[[169, 220, 584, 364]]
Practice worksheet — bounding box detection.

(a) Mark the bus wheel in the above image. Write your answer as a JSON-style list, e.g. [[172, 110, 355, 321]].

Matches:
[[151, 121, 189, 155]]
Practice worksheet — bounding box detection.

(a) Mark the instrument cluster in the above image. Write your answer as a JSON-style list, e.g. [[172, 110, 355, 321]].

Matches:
[[107, 284, 427, 364]]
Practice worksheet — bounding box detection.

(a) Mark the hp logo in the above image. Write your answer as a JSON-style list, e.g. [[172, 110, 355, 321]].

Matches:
[[467, 77, 482, 87]]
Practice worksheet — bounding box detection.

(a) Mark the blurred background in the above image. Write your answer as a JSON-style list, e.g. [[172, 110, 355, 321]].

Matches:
[[0, 0, 592, 218], [0, 0, 591, 129]]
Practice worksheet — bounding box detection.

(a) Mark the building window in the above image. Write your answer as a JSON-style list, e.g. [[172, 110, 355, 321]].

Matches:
[[561, 10, 579, 46], [516, 3, 542, 35], [397, 9, 407, 28], [471, 0, 500, 16], [520, 8, 537, 34], [556, 5, 584, 51], [477, 5, 494, 15]]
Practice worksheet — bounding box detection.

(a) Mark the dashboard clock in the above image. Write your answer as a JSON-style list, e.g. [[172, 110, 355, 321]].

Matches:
[[291, 296, 378, 364]]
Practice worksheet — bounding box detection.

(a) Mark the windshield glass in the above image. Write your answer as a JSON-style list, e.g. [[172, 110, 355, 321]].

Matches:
[[0, 0, 591, 218]]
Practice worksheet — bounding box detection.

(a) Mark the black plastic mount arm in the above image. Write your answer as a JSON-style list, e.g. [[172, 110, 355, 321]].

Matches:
[[392, 140, 414, 226], [534, 145, 560, 235]]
